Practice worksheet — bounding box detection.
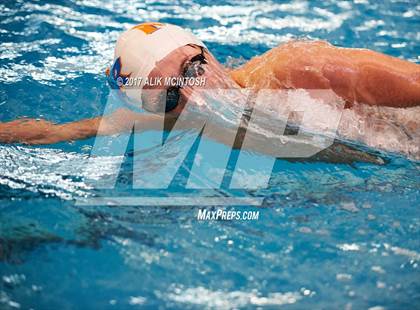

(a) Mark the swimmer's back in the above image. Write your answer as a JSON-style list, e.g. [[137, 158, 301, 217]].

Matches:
[[230, 40, 420, 108]]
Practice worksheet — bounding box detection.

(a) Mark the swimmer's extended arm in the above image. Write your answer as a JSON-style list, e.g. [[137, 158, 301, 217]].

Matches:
[[0, 108, 219, 145], [0, 117, 108, 145], [0, 109, 165, 145], [0, 109, 382, 164]]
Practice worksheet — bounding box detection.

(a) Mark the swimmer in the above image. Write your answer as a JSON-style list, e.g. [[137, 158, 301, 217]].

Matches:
[[0, 22, 419, 160]]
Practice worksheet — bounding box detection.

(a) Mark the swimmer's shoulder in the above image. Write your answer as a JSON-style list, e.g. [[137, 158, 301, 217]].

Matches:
[[230, 40, 335, 89]]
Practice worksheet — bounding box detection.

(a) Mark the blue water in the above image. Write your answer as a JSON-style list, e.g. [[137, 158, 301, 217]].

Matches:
[[1, 0, 419, 309]]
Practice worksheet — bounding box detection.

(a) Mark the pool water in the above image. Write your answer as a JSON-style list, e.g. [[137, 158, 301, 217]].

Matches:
[[1, 0, 419, 309]]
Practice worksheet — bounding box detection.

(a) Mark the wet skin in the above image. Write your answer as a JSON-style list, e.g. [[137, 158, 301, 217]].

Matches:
[[0, 41, 419, 151], [230, 40, 420, 108]]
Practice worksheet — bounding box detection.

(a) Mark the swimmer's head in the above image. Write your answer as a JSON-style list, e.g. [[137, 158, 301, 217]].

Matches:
[[106, 22, 237, 115]]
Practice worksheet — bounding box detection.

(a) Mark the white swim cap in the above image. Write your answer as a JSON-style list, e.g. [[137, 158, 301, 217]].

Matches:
[[107, 22, 206, 104]]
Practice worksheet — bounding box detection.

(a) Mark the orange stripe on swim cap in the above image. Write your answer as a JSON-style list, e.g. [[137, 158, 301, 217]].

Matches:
[[132, 22, 164, 35]]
